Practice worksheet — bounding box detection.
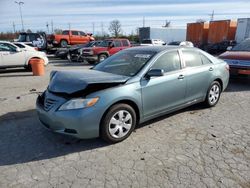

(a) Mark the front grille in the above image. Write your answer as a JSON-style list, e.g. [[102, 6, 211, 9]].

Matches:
[[44, 98, 57, 111]]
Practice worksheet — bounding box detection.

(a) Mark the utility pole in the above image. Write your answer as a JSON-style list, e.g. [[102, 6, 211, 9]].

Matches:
[[68, 22, 71, 30], [13, 22, 16, 33], [46, 22, 49, 33], [15, 1, 24, 32], [92, 22, 95, 35], [209, 10, 215, 21], [51, 20, 54, 33], [101, 22, 104, 36], [143, 16, 145, 27]]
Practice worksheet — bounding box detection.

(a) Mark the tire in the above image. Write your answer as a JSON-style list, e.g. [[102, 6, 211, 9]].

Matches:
[[98, 54, 107, 63], [25, 62, 32, 71], [101, 103, 137, 143], [60, 40, 68, 48], [205, 81, 221, 107]]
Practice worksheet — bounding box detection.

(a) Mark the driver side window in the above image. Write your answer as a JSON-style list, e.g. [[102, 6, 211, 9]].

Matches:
[[151, 51, 181, 73]]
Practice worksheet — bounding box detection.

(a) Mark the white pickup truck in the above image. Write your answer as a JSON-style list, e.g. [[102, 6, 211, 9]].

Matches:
[[0, 41, 48, 70]]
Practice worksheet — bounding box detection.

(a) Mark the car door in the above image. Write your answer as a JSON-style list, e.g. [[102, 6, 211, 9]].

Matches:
[[70, 31, 79, 44], [141, 50, 187, 118], [0, 43, 25, 67], [109, 40, 123, 55], [181, 49, 215, 102], [79, 31, 88, 44]]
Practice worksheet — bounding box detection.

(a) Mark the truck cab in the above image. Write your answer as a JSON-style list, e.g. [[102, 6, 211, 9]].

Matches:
[[81, 39, 131, 64]]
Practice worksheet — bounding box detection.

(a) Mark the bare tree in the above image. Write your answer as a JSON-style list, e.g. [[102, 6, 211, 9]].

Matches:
[[109, 20, 122, 37]]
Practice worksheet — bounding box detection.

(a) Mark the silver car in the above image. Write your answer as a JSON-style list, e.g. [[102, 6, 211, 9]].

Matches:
[[36, 46, 229, 143]]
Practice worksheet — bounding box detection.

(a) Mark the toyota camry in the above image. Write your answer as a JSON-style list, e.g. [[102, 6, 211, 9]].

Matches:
[[36, 46, 229, 143]]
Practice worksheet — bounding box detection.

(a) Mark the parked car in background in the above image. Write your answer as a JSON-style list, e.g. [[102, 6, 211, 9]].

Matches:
[[49, 30, 95, 47], [68, 40, 102, 62], [219, 38, 250, 75], [168, 41, 181, 46], [17, 32, 47, 51], [0, 41, 48, 70], [168, 41, 194, 47], [205, 40, 236, 54], [55, 43, 93, 59], [36, 46, 229, 143], [141, 39, 166, 46], [13, 42, 38, 51], [80, 38, 131, 64]]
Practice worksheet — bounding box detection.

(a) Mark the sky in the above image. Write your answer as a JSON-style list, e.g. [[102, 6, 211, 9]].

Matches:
[[0, 0, 250, 35]]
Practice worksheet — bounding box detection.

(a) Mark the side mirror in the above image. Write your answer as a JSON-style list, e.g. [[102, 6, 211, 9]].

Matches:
[[16, 47, 21, 52], [145, 69, 164, 78], [227, 46, 232, 51]]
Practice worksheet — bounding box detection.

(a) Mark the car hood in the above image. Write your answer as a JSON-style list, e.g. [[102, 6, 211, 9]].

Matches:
[[48, 69, 130, 96], [219, 51, 250, 60]]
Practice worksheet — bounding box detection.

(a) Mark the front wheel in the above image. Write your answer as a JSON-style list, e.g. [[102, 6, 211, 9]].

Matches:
[[98, 54, 107, 63], [205, 81, 221, 107], [101, 104, 136, 143]]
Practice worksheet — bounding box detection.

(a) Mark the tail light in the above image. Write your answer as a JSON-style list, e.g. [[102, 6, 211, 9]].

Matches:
[[225, 64, 230, 71], [34, 47, 39, 51]]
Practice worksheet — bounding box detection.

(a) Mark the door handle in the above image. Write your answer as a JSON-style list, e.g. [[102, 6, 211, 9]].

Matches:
[[178, 74, 184, 79], [209, 67, 213, 71]]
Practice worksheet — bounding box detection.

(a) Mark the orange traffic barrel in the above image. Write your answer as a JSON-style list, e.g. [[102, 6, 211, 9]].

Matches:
[[29, 58, 45, 76]]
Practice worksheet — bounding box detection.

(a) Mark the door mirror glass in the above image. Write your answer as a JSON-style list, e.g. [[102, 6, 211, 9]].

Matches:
[[146, 69, 164, 78]]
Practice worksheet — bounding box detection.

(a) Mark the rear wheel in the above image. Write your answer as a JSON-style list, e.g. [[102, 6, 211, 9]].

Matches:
[[60, 40, 68, 48], [101, 104, 136, 143], [205, 81, 221, 107]]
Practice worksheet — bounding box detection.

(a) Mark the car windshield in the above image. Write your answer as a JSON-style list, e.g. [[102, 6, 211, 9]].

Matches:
[[231, 39, 250, 51], [18, 34, 26, 42], [93, 50, 156, 77], [99, 40, 112, 47]]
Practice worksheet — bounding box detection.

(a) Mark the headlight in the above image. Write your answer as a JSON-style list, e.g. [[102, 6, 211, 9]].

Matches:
[[58, 97, 99, 111]]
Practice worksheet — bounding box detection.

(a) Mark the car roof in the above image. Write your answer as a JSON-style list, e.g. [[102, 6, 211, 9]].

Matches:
[[125, 46, 198, 53], [0, 41, 12, 44]]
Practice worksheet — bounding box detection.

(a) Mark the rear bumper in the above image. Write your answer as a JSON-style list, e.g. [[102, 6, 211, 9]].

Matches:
[[223, 59, 250, 75], [229, 66, 250, 75]]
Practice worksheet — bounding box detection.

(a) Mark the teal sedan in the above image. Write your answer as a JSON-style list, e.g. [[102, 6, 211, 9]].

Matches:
[[36, 46, 229, 143]]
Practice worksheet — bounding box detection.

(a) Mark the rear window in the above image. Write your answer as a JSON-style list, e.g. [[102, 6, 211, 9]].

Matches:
[[182, 50, 203, 67], [122, 40, 129, 47]]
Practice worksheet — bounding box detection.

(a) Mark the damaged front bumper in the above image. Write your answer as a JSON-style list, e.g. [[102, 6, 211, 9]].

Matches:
[[36, 91, 103, 139]]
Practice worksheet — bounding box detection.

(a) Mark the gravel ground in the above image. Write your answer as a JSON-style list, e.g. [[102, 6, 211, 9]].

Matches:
[[0, 59, 250, 188]]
